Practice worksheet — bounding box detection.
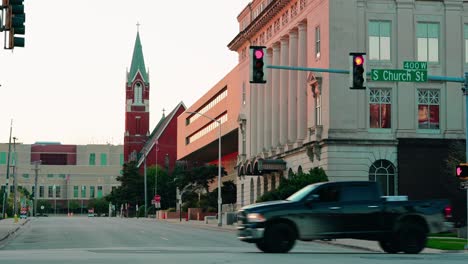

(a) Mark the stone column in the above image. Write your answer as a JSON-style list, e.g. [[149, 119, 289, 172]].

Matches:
[[271, 43, 281, 149], [264, 49, 273, 151], [251, 83, 258, 158], [257, 83, 265, 155], [288, 29, 298, 145], [279, 37, 289, 147], [297, 22, 308, 143]]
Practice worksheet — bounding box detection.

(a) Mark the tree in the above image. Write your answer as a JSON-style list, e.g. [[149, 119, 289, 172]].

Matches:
[[69, 201, 79, 213], [173, 164, 227, 193], [107, 161, 144, 207], [88, 198, 109, 215], [257, 167, 328, 202], [37, 200, 52, 214]]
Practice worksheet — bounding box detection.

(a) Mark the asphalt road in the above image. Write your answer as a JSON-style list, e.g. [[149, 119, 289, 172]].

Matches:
[[0, 217, 466, 264]]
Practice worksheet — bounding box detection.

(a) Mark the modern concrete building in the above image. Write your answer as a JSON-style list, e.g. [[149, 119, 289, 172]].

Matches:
[[177, 66, 242, 191], [0, 142, 123, 214], [229, 0, 467, 222]]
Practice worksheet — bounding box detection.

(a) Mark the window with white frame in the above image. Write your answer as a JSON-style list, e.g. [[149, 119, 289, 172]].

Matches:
[[369, 88, 391, 129], [417, 89, 440, 129], [134, 83, 143, 104], [465, 24, 468, 64], [315, 26, 321, 58], [369, 21, 391, 61], [315, 93, 322, 126], [417, 23, 439, 63]]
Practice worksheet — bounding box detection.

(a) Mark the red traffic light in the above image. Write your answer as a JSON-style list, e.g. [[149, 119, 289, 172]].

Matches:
[[354, 55, 364, 66], [254, 49, 264, 60]]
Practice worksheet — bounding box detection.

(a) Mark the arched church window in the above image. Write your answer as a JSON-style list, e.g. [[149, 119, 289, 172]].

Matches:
[[134, 83, 143, 104]]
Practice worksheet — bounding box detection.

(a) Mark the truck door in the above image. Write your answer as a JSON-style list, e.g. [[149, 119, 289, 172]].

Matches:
[[303, 184, 344, 238], [339, 183, 384, 234]]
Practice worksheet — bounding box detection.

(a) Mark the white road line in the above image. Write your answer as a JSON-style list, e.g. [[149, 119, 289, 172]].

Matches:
[[160, 237, 169, 241]]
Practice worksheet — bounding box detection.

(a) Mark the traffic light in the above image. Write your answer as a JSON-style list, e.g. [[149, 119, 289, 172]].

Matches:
[[456, 163, 468, 180], [6, 0, 25, 48], [349, 52, 366, 89], [250, 46, 266, 84]]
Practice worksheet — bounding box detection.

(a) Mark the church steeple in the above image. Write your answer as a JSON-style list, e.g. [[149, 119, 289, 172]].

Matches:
[[128, 29, 148, 85]]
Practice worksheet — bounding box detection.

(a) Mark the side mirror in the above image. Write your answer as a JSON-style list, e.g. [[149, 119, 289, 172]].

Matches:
[[305, 194, 319, 206]]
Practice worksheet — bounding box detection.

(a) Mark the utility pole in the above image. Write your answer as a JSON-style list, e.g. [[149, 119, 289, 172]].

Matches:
[[32, 160, 40, 217], [12, 137, 17, 216], [143, 151, 147, 217], [2, 120, 12, 219]]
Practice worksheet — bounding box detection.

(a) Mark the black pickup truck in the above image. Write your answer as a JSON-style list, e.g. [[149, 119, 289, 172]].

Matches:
[[237, 181, 453, 254]]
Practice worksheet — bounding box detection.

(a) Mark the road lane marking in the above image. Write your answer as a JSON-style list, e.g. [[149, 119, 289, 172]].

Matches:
[[160, 237, 169, 241]]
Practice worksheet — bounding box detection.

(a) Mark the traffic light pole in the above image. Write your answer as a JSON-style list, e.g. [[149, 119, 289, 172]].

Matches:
[[464, 72, 468, 249]]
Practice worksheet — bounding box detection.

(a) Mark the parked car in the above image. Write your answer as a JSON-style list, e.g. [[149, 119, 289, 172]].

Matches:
[[237, 181, 453, 254]]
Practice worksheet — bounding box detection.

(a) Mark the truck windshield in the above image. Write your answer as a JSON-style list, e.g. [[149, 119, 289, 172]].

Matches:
[[286, 183, 324, 202]]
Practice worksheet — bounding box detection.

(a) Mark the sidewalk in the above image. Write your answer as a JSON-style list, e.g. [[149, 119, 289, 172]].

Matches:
[[142, 218, 466, 253], [0, 218, 30, 243]]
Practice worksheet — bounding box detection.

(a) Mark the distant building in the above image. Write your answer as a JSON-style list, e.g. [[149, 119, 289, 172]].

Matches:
[[229, 0, 466, 222], [0, 142, 123, 214]]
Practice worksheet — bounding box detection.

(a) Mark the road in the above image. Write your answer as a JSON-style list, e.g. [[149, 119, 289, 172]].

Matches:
[[0, 217, 466, 264]]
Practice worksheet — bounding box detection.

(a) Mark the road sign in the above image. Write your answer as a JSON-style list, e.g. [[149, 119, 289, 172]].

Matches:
[[371, 69, 427, 82], [154, 195, 161, 202], [403, 61, 427, 70]]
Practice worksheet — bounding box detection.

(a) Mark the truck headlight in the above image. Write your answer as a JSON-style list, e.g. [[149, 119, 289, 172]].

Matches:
[[246, 213, 266, 222]]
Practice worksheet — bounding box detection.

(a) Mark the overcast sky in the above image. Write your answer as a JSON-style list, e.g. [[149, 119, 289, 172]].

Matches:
[[0, 0, 251, 145]]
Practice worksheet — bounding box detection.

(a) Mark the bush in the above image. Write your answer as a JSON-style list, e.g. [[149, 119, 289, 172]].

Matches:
[[256, 167, 328, 202], [167, 207, 176, 212]]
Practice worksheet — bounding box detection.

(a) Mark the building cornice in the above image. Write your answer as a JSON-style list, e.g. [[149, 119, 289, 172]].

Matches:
[[228, 0, 290, 51]]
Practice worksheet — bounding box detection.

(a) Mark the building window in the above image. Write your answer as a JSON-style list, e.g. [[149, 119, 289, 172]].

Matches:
[[418, 89, 440, 129], [241, 183, 244, 207], [22, 173, 29, 179], [298, 166, 303, 175], [242, 82, 246, 105], [256, 177, 261, 199], [369, 21, 391, 61], [90, 186, 95, 198], [89, 153, 96, 166], [73, 186, 78, 198], [417, 22, 439, 63], [369, 159, 396, 196], [100, 153, 107, 166], [47, 174, 54, 178], [55, 186, 61, 198], [48, 186, 53, 198], [39, 186, 44, 198], [369, 88, 391, 128], [187, 113, 228, 144], [315, 93, 322, 126], [81, 186, 86, 198], [59, 174, 66, 179], [465, 24, 468, 64], [0, 152, 6, 165], [134, 83, 143, 104], [315, 26, 321, 58], [250, 178, 254, 204], [97, 186, 103, 198]]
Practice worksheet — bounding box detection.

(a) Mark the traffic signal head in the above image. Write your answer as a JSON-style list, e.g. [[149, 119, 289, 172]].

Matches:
[[6, 0, 25, 49], [250, 46, 267, 84], [456, 163, 468, 180], [349, 52, 366, 89]]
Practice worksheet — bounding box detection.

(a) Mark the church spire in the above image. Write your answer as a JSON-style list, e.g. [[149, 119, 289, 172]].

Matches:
[[128, 25, 148, 84]]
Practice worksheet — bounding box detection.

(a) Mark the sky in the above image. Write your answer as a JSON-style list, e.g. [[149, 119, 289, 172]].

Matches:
[[0, 0, 251, 145]]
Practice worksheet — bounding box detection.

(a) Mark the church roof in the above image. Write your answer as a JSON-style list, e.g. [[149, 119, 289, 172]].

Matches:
[[128, 31, 148, 85]]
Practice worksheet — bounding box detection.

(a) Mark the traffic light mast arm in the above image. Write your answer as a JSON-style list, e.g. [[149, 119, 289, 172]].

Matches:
[[266, 64, 466, 83]]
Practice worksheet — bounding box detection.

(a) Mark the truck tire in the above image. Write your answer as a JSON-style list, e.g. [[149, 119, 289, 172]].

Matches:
[[398, 224, 427, 254], [263, 223, 296, 253], [379, 239, 400, 254]]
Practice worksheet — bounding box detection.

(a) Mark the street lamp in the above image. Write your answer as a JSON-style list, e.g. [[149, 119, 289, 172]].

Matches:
[[185, 111, 222, 227]]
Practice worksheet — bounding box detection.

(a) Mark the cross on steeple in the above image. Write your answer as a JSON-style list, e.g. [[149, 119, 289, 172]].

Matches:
[[136, 21, 141, 32], [162, 108, 166, 117]]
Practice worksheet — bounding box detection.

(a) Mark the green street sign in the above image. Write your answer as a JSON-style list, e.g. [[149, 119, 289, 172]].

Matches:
[[403, 61, 427, 70], [371, 69, 427, 82]]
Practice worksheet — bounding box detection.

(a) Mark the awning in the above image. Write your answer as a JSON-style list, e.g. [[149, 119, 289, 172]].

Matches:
[[257, 159, 286, 172]]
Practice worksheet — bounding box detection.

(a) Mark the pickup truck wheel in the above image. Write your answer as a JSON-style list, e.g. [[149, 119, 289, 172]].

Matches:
[[264, 223, 296, 253], [379, 239, 400, 254], [398, 224, 427, 254]]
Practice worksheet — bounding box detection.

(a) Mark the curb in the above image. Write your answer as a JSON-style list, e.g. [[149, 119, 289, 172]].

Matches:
[[159, 220, 238, 233]]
